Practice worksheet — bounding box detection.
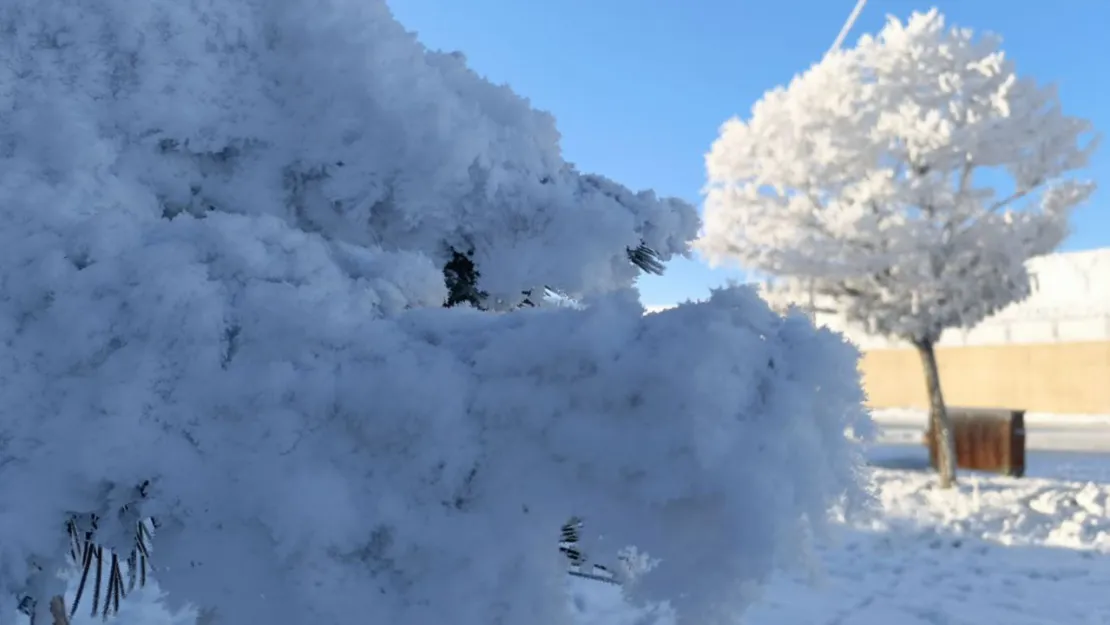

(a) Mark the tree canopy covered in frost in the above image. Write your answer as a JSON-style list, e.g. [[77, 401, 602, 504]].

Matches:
[[0, 1, 868, 625], [699, 9, 1098, 344]]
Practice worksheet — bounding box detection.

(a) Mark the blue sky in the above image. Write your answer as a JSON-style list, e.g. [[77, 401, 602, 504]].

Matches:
[[390, 0, 1109, 308]]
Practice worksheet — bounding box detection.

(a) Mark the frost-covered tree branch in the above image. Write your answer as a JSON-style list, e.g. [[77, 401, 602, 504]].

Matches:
[[0, 1, 868, 625]]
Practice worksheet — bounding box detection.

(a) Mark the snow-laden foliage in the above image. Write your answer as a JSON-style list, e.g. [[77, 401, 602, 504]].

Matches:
[[699, 9, 1099, 344], [2, 0, 697, 311], [0, 1, 869, 625]]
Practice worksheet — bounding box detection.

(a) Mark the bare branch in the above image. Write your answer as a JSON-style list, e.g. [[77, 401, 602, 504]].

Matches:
[[985, 176, 1046, 214]]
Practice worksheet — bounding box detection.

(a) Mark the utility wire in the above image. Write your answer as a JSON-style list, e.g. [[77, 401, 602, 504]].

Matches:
[[828, 0, 869, 55]]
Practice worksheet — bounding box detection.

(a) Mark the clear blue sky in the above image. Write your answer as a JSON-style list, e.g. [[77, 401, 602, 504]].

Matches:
[[390, 0, 1109, 308]]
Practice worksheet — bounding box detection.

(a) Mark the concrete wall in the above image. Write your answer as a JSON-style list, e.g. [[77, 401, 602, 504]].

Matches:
[[861, 341, 1110, 414], [816, 248, 1110, 414]]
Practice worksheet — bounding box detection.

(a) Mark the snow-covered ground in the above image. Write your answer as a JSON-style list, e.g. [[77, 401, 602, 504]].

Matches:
[[738, 464, 1110, 624], [573, 442, 1110, 625], [52, 440, 1110, 625]]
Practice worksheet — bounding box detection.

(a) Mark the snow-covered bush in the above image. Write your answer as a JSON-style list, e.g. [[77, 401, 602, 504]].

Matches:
[[698, 9, 1097, 487], [0, 1, 869, 624]]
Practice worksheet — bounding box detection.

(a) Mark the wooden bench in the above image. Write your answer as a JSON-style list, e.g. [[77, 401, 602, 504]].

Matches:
[[923, 407, 1025, 477]]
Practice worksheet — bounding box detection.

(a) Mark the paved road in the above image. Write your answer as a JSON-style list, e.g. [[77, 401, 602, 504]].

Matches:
[[868, 441, 1110, 483], [877, 423, 1110, 453]]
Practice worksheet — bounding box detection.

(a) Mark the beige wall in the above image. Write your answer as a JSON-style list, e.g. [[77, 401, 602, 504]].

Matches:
[[861, 341, 1110, 414]]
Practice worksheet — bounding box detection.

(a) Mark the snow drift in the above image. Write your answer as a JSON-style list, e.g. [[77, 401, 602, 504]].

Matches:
[[0, 1, 869, 624]]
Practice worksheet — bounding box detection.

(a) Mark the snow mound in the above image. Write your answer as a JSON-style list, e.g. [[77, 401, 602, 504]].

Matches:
[[871, 469, 1110, 552]]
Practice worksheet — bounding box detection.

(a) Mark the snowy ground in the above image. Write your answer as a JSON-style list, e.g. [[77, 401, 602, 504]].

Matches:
[[738, 452, 1110, 624], [54, 429, 1110, 625], [573, 441, 1110, 625]]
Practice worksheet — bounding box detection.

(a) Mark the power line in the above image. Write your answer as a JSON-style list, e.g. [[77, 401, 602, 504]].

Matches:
[[828, 0, 869, 55]]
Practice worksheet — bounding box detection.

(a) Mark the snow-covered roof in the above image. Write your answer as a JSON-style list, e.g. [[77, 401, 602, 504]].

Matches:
[[816, 247, 1110, 348], [1001, 248, 1110, 319]]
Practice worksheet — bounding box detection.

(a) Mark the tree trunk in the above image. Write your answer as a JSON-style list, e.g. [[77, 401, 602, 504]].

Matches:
[[914, 339, 957, 488]]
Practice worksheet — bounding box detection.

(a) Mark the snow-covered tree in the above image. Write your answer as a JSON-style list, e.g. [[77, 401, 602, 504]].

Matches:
[[698, 9, 1098, 489], [0, 1, 870, 625]]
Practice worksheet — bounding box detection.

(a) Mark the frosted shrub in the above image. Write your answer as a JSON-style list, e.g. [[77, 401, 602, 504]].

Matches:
[[0, 1, 869, 624]]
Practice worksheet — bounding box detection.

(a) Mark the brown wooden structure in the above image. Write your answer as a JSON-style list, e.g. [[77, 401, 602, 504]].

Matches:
[[923, 407, 1026, 477]]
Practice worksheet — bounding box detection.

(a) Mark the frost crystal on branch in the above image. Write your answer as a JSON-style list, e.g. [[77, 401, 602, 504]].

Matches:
[[0, 1, 868, 625]]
